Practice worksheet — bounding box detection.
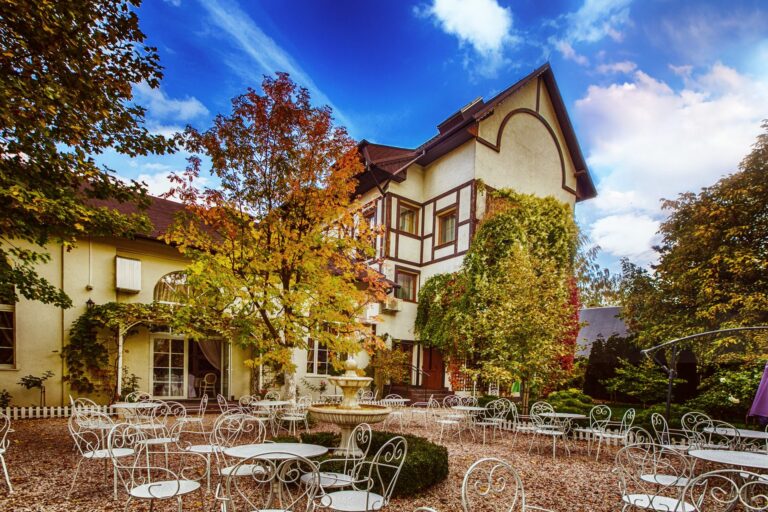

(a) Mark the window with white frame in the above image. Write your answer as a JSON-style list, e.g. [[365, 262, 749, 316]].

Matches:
[[306, 338, 330, 375]]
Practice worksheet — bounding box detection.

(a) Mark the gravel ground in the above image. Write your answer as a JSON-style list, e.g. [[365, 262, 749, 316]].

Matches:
[[0, 416, 621, 511]]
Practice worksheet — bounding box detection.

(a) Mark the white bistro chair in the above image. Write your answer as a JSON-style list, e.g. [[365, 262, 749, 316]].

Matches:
[[108, 422, 206, 511], [301, 423, 373, 491], [412, 457, 553, 511], [320, 435, 408, 511], [0, 412, 12, 493], [681, 468, 768, 512]]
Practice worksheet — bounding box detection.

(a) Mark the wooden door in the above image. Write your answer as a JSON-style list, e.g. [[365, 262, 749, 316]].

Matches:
[[421, 346, 444, 389]]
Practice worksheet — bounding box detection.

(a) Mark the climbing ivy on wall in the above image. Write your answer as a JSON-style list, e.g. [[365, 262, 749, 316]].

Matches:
[[63, 302, 175, 394]]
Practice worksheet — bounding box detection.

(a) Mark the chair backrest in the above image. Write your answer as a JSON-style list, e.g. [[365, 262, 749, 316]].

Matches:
[[529, 401, 554, 426], [462, 396, 478, 406], [650, 412, 669, 444], [163, 400, 188, 423], [681, 411, 711, 435], [337, 423, 373, 475], [625, 426, 654, 445], [238, 395, 253, 407], [124, 391, 152, 403], [588, 404, 612, 429], [615, 442, 693, 507], [484, 399, 510, 420], [264, 390, 281, 401], [0, 412, 10, 451], [72, 397, 100, 411], [443, 395, 461, 408], [224, 453, 320, 512], [618, 408, 636, 434], [691, 420, 740, 450], [211, 411, 254, 447], [196, 393, 208, 418], [69, 410, 114, 456], [681, 468, 768, 512], [203, 372, 217, 385], [352, 436, 408, 509], [217, 393, 231, 412], [461, 457, 527, 511]]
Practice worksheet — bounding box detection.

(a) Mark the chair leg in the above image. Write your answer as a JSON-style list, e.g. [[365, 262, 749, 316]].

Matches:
[[67, 458, 84, 498], [0, 455, 12, 493]]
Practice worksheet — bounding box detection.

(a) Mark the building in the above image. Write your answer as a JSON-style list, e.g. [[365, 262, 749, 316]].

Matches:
[[577, 306, 629, 358], [329, 62, 596, 398], [0, 63, 595, 406]]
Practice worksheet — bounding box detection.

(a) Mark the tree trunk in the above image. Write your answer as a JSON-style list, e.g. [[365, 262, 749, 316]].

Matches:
[[521, 379, 530, 414]]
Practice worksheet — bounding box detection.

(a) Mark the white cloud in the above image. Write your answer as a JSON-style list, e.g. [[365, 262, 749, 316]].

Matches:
[[163, 0, 181, 6], [576, 63, 768, 264], [416, 0, 517, 77], [590, 214, 660, 266], [200, 0, 354, 131], [135, 83, 208, 122], [596, 60, 636, 74], [554, 40, 589, 66], [564, 0, 632, 45]]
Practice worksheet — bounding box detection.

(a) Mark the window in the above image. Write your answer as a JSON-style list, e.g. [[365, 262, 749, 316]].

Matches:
[[306, 338, 330, 375], [154, 271, 189, 305], [437, 208, 457, 245], [398, 202, 419, 234], [394, 269, 418, 302], [0, 287, 14, 368]]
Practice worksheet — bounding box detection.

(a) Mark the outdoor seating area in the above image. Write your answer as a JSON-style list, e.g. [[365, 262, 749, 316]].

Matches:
[[4, 392, 768, 510]]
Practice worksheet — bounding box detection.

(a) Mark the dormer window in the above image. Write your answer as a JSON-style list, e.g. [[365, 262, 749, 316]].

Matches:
[[398, 202, 419, 235]]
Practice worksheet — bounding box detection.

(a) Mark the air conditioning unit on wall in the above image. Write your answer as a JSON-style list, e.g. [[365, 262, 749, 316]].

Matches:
[[382, 296, 402, 313]]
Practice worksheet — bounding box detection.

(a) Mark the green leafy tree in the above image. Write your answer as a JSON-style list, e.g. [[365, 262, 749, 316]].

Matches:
[[576, 239, 622, 307], [417, 189, 579, 412], [622, 122, 768, 346], [602, 358, 683, 408], [165, 73, 388, 381], [0, 1, 175, 307]]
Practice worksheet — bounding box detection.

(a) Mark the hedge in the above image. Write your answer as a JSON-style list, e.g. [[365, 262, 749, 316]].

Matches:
[[299, 430, 449, 497]]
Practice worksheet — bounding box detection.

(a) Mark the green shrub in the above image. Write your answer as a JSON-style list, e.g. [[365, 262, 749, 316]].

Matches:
[[546, 388, 593, 414], [685, 363, 762, 420], [301, 430, 449, 497]]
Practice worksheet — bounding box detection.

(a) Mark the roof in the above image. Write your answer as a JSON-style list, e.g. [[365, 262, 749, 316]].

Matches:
[[577, 306, 629, 357], [357, 62, 597, 201], [89, 194, 185, 241]]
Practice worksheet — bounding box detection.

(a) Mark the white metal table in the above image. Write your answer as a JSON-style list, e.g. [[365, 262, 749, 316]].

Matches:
[[702, 427, 768, 441], [380, 398, 411, 406], [249, 400, 291, 409], [224, 442, 328, 460], [689, 449, 768, 470]]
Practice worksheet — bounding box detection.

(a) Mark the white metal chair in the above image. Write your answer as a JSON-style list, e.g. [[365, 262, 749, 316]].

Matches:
[[220, 452, 321, 512], [461, 457, 554, 511], [681, 468, 768, 512], [67, 410, 132, 500], [409, 394, 433, 427], [277, 396, 311, 437], [594, 408, 636, 460], [0, 412, 12, 493], [573, 404, 611, 456], [320, 435, 408, 511], [108, 422, 207, 511], [186, 411, 252, 491], [689, 419, 741, 450], [472, 398, 509, 445], [527, 402, 569, 459], [650, 413, 687, 452], [614, 442, 695, 511], [383, 394, 407, 431], [302, 423, 373, 491], [177, 394, 208, 436], [429, 398, 464, 443]]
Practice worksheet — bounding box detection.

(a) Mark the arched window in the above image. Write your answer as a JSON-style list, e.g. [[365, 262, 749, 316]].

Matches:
[[153, 271, 189, 306]]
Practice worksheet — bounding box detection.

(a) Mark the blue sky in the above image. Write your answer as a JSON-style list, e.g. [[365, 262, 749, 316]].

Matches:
[[99, 0, 768, 272]]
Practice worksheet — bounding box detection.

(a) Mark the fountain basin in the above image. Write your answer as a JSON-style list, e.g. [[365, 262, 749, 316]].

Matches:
[[308, 403, 391, 454]]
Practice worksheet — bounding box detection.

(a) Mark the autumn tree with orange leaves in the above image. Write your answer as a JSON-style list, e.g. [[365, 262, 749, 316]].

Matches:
[[165, 73, 387, 384]]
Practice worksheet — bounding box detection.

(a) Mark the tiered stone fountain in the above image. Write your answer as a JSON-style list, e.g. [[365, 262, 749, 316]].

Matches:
[[308, 356, 391, 454]]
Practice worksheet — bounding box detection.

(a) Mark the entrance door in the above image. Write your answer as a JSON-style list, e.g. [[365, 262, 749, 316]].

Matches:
[[421, 346, 444, 389], [151, 334, 187, 398]]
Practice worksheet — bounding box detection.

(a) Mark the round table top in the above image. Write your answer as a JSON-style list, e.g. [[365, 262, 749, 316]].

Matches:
[[249, 400, 291, 408], [452, 405, 487, 412], [112, 402, 160, 409], [703, 427, 768, 440], [224, 442, 328, 460], [539, 412, 587, 420], [381, 398, 411, 404], [688, 449, 768, 469]]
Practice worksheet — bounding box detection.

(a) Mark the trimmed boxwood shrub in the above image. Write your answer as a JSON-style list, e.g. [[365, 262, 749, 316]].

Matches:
[[300, 430, 449, 497]]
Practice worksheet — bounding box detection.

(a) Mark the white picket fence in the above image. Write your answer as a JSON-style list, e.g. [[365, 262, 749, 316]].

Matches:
[[2, 405, 116, 420]]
